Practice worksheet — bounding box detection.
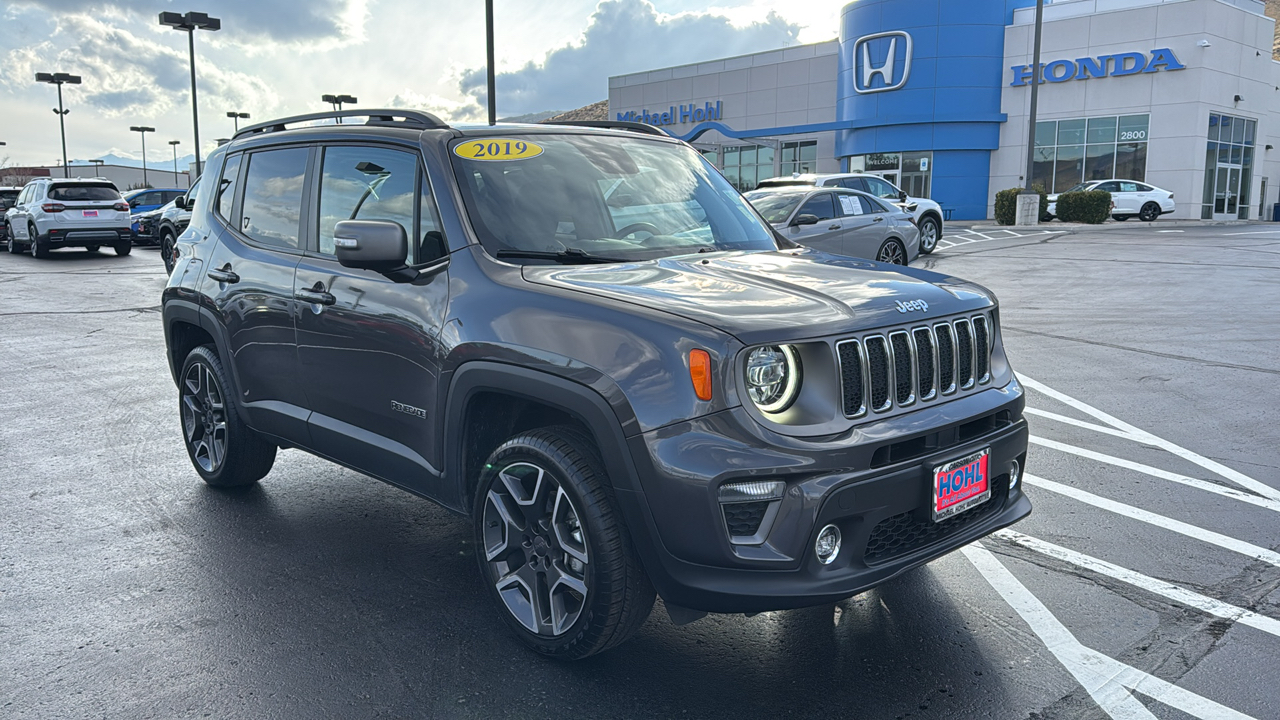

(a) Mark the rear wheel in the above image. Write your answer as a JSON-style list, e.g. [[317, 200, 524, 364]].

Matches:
[[875, 238, 908, 265], [161, 231, 177, 274], [474, 426, 654, 659], [1113, 215, 1130, 222], [179, 345, 276, 487], [113, 240, 131, 256], [1139, 203, 1160, 222], [5, 224, 21, 253], [917, 216, 939, 254], [29, 224, 48, 258]]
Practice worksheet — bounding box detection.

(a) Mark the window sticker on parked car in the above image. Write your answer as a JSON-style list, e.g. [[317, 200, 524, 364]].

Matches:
[[453, 139, 544, 161], [838, 195, 862, 215]]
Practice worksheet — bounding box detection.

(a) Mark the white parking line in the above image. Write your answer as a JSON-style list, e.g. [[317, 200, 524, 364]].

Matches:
[[1024, 474, 1280, 568], [1025, 407, 1142, 441], [1020, 376, 1280, 502], [964, 543, 1256, 720], [994, 530, 1280, 640], [1029, 436, 1280, 513]]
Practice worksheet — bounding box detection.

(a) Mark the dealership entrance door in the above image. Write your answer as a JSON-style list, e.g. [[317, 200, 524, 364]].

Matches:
[[1202, 113, 1256, 220]]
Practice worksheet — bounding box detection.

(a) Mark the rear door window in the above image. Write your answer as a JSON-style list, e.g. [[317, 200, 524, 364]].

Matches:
[[216, 154, 243, 221], [1093, 181, 1120, 193], [797, 193, 837, 221], [239, 148, 308, 249]]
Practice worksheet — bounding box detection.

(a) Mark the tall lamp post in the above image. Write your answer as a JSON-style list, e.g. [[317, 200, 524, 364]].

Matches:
[[486, 0, 496, 125], [90, 159, 105, 173], [168, 140, 184, 186], [321, 94, 357, 124], [226, 111, 249, 132], [1018, 0, 1045, 226], [35, 72, 82, 178], [129, 126, 155, 187], [159, 11, 221, 178]]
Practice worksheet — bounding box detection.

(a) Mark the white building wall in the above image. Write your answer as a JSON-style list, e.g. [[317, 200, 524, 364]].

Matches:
[[996, 0, 1277, 219]]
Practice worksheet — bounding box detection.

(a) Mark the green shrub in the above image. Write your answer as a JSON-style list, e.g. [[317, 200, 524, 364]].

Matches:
[[994, 186, 1048, 225], [1056, 190, 1112, 224]]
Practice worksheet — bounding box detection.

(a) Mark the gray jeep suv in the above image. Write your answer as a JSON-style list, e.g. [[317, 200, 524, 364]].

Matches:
[[162, 110, 1030, 659]]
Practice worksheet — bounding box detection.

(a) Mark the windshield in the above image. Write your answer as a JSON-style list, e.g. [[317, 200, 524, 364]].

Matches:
[[743, 190, 804, 224], [48, 184, 121, 201], [450, 133, 777, 262]]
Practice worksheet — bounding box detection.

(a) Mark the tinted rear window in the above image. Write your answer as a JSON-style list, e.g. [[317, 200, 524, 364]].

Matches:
[[0, 190, 18, 208], [48, 184, 121, 201]]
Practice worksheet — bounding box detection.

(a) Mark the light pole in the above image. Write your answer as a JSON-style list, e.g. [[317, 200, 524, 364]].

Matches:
[[90, 159, 104, 173], [35, 72, 82, 178], [168, 140, 184, 186], [129, 126, 156, 187], [321, 94, 357, 123], [159, 11, 220, 179], [486, 0, 496, 125], [226, 111, 249, 132]]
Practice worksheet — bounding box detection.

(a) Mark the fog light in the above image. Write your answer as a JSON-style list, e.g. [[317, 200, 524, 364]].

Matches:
[[1009, 459, 1022, 489], [814, 524, 841, 565], [719, 480, 784, 503]]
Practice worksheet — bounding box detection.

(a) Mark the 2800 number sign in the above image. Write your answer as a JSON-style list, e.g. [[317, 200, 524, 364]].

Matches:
[[453, 139, 544, 161]]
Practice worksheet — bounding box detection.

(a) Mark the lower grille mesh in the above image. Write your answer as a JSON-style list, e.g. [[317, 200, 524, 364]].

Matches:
[[723, 502, 770, 537], [863, 475, 1008, 565]]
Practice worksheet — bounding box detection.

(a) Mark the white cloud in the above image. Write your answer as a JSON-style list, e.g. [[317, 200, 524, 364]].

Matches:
[[386, 89, 485, 124]]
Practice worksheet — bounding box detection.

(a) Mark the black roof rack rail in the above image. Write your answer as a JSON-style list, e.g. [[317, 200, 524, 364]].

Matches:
[[549, 120, 670, 137], [233, 109, 450, 140]]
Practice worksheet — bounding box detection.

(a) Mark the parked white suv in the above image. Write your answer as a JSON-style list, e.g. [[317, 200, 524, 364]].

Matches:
[[1046, 179, 1175, 222], [757, 173, 945, 254], [4, 178, 133, 258]]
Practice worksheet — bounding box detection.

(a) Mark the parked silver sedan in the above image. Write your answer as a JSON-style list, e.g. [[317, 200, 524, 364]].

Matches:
[[745, 186, 920, 264]]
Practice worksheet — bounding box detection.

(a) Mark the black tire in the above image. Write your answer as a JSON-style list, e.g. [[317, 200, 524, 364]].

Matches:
[[160, 230, 177, 274], [875, 238, 908, 266], [5, 224, 21, 253], [30, 225, 49, 259], [1113, 215, 1130, 222], [85, 245, 100, 252], [1139, 203, 1160, 222], [473, 426, 655, 659], [917, 215, 939, 254], [113, 240, 131, 256], [178, 345, 276, 487]]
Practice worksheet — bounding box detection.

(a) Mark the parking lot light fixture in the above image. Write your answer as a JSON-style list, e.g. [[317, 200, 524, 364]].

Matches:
[[36, 72, 82, 178], [159, 11, 221, 178], [168, 140, 184, 186], [321, 94, 357, 123], [226, 111, 249, 132], [129, 126, 156, 187]]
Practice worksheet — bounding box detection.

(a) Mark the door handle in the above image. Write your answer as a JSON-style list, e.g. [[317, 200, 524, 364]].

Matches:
[[873, 216, 884, 222], [827, 224, 841, 231], [295, 283, 336, 306], [207, 264, 240, 283]]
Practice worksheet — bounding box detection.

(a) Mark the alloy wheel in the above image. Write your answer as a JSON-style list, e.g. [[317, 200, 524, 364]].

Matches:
[[181, 361, 228, 473], [1139, 203, 1159, 222], [877, 240, 906, 265], [919, 218, 938, 253], [481, 461, 590, 637]]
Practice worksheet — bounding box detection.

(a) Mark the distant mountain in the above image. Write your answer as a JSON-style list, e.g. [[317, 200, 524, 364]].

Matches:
[[498, 110, 564, 124], [69, 152, 196, 170]]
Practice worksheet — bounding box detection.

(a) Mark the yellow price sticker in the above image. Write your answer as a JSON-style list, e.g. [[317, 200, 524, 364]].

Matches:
[[453, 139, 544, 161]]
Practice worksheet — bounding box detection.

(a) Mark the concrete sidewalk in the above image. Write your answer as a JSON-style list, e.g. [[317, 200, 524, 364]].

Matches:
[[946, 217, 1261, 233]]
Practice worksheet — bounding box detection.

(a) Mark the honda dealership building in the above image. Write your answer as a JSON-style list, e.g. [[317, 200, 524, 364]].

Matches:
[[608, 0, 1278, 221]]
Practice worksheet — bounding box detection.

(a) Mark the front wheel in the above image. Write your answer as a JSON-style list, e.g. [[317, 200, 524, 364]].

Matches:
[[5, 225, 21, 253], [876, 238, 908, 265], [474, 427, 654, 659], [1139, 203, 1160, 222], [917, 216, 939, 254], [179, 345, 276, 487]]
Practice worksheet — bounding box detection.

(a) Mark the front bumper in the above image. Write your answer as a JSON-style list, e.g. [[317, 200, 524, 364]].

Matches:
[[617, 381, 1031, 613]]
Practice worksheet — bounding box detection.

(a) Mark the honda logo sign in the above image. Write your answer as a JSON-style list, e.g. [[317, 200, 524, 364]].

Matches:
[[853, 31, 913, 94]]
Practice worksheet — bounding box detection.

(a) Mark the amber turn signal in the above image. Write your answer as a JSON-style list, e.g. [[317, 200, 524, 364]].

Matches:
[[689, 349, 712, 401]]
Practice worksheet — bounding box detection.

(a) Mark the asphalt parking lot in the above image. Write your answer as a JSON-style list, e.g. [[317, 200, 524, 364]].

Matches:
[[2, 226, 1278, 719]]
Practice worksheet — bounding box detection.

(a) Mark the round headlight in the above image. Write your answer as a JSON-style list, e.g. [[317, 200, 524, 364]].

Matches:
[[745, 344, 801, 413]]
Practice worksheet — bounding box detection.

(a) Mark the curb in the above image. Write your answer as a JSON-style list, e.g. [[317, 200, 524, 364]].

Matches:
[[950, 219, 1259, 232]]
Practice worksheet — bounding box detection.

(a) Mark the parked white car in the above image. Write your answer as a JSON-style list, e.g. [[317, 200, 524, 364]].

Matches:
[[757, 172, 945, 254], [4, 177, 133, 257], [1046, 179, 1175, 222]]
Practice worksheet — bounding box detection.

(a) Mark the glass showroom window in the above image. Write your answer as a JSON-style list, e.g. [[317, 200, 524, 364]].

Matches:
[[779, 141, 817, 177], [1201, 113, 1256, 220], [848, 151, 933, 197], [1032, 114, 1149, 193], [722, 145, 776, 192]]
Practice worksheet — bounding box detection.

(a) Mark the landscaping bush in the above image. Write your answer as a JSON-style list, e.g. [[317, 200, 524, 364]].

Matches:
[[1055, 190, 1112, 224], [994, 186, 1048, 225]]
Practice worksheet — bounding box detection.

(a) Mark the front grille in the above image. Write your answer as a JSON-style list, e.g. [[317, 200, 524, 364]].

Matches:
[[863, 475, 1008, 565], [838, 312, 994, 419], [723, 501, 770, 537]]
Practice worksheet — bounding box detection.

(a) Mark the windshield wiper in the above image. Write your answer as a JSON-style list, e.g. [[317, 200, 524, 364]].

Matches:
[[495, 248, 630, 264]]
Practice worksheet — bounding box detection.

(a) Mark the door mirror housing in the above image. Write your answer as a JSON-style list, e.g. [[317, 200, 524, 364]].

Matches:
[[898, 190, 908, 202], [334, 219, 409, 274], [173, 195, 187, 210], [792, 213, 820, 226]]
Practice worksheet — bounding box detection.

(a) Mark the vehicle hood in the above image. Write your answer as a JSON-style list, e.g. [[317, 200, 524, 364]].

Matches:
[[905, 196, 941, 212], [521, 249, 994, 345]]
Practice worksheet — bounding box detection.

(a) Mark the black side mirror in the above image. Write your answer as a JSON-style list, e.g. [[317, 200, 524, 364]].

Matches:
[[173, 196, 187, 210], [792, 213, 820, 226], [335, 219, 408, 274], [898, 190, 908, 202]]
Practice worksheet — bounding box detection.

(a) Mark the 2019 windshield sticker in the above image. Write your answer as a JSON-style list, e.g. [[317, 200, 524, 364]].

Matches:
[[453, 139, 544, 161]]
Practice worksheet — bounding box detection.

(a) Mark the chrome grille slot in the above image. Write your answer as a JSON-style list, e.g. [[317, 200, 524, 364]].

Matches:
[[913, 327, 936, 400], [835, 312, 996, 420], [973, 315, 990, 383], [955, 319, 974, 389], [836, 340, 866, 417], [865, 336, 891, 412], [889, 331, 914, 406]]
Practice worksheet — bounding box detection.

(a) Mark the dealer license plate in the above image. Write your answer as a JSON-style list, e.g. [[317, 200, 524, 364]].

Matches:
[[82, 210, 98, 218], [932, 448, 990, 522]]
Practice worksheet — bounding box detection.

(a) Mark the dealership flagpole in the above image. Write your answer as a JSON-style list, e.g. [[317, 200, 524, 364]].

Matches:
[[1023, 0, 1044, 195]]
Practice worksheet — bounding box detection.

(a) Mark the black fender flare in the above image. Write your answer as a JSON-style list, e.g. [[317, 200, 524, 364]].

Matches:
[[161, 296, 238, 396]]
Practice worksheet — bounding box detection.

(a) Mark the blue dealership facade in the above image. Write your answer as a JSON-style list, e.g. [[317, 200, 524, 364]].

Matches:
[[609, 0, 1280, 221]]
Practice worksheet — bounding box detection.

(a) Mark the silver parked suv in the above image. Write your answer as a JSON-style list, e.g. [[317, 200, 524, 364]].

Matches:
[[4, 177, 133, 257], [758, 173, 945, 254]]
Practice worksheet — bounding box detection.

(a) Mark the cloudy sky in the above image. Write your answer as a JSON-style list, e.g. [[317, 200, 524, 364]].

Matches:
[[0, 0, 843, 169]]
